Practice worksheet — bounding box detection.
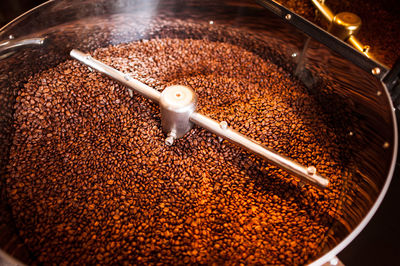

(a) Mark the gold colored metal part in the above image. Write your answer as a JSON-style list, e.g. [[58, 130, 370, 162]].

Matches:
[[348, 36, 370, 54], [311, 0, 371, 58], [329, 12, 361, 40], [311, 0, 334, 21]]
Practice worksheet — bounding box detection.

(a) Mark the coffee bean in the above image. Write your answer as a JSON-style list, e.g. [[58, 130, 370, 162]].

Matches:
[[6, 36, 352, 265]]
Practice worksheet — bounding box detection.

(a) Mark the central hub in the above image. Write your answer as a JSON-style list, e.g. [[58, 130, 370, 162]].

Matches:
[[159, 85, 197, 142], [329, 12, 361, 40]]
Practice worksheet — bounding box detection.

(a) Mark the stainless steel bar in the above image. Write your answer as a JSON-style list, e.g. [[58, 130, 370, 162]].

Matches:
[[190, 112, 329, 189], [0, 37, 46, 59], [70, 49, 161, 103]]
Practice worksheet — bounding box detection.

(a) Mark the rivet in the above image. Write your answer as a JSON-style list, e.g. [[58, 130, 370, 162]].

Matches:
[[220, 121, 228, 129], [9, 35, 14, 39], [372, 67, 381, 75], [307, 166, 316, 175], [376, 90, 382, 96], [363, 45, 370, 53], [329, 257, 339, 266], [291, 53, 297, 57], [209, 21, 214, 25], [285, 14, 292, 20], [383, 142, 390, 149]]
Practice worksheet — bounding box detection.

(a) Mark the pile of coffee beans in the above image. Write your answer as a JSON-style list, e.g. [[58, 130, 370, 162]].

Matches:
[[6, 37, 351, 264]]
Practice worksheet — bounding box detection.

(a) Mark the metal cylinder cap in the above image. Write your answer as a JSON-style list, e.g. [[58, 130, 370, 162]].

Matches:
[[159, 85, 197, 139], [160, 85, 196, 112], [329, 12, 362, 40]]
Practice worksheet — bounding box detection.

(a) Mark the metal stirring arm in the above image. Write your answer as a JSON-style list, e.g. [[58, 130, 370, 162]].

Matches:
[[70, 49, 329, 189], [190, 113, 329, 188], [0, 37, 46, 60]]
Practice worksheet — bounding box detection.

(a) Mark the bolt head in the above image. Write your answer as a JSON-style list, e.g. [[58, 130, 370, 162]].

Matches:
[[165, 136, 174, 146], [372, 67, 381, 75], [383, 142, 390, 149], [219, 121, 228, 129], [307, 166, 317, 175], [329, 257, 339, 265]]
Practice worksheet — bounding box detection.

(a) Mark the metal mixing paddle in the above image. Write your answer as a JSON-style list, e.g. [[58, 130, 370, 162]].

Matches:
[[70, 49, 329, 189]]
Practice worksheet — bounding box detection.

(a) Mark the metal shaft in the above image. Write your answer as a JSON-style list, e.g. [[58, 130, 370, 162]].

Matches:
[[70, 49, 161, 103], [70, 49, 329, 189], [190, 113, 329, 188], [0, 37, 46, 60]]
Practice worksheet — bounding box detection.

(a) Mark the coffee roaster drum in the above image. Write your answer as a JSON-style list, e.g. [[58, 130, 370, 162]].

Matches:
[[0, 0, 397, 265]]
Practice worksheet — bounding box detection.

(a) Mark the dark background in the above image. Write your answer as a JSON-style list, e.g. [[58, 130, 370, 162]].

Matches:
[[1, 0, 399, 265], [0, 0, 44, 27]]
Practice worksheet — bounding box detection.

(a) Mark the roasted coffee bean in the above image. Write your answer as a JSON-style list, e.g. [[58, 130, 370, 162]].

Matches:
[[6, 38, 351, 265]]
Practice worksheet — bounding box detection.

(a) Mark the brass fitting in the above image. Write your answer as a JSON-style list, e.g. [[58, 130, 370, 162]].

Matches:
[[311, 0, 371, 57]]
